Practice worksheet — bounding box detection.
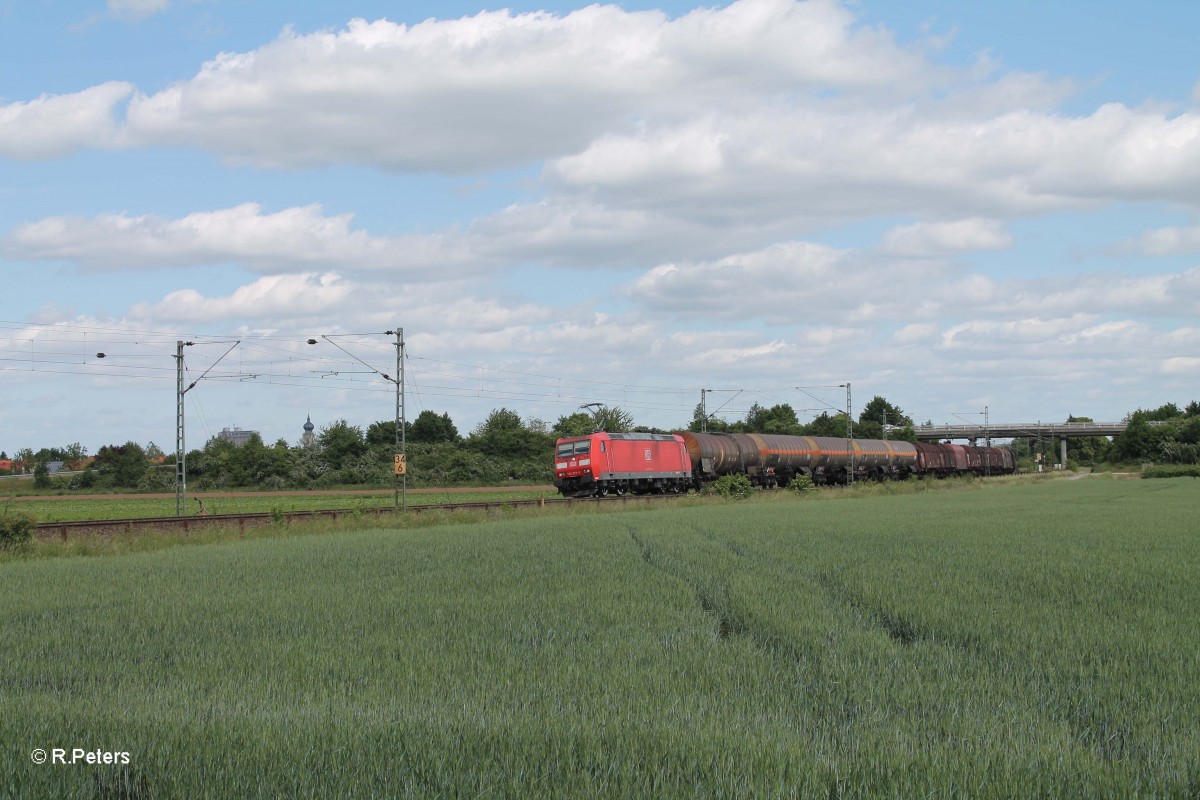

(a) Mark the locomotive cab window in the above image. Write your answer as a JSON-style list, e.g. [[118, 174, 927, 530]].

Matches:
[[557, 441, 591, 457]]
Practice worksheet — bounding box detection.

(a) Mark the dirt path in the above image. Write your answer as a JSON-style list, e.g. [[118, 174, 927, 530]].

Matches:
[[6, 485, 555, 501]]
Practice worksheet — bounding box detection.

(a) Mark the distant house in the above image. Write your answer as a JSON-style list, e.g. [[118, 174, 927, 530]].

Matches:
[[217, 427, 258, 447], [0, 460, 13, 473]]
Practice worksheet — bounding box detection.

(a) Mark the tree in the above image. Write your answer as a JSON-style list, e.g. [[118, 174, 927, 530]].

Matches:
[[410, 411, 459, 443], [93, 442, 149, 488], [859, 396, 913, 429], [468, 408, 550, 460], [688, 402, 730, 433], [33, 461, 52, 489], [365, 420, 402, 449], [593, 406, 635, 433], [562, 406, 635, 435], [744, 403, 801, 435], [802, 412, 851, 438], [553, 412, 595, 438], [318, 420, 367, 471], [1112, 403, 1200, 464], [1063, 415, 1110, 465], [63, 442, 88, 469]]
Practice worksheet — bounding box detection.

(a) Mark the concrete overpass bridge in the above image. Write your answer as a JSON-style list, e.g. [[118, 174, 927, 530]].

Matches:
[[913, 421, 1128, 441], [910, 421, 1129, 467]]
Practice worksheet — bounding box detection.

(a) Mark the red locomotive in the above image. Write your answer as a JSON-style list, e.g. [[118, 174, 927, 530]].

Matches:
[[553, 431, 692, 497]]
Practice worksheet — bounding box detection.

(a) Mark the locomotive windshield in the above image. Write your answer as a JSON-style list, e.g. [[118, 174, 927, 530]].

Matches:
[[556, 440, 591, 458]]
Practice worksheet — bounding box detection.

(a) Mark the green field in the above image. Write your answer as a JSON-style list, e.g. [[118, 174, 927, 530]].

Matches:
[[3, 477, 1197, 798]]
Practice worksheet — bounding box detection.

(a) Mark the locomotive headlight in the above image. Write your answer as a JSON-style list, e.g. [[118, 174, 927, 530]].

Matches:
[[579, 458, 591, 466]]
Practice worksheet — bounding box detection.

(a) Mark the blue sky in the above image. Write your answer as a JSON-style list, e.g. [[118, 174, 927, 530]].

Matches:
[[2, 0, 1199, 456]]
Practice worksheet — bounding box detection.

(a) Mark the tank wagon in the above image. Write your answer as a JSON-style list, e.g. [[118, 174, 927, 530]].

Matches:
[[680, 431, 918, 487], [554, 430, 1015, 497]]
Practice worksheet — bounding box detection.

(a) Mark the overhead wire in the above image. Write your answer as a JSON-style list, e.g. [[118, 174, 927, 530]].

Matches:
[[0, 319, 833, 428]]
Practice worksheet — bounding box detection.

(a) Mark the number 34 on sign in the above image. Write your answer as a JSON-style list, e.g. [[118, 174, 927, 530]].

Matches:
[[393, 454, 407, 475]]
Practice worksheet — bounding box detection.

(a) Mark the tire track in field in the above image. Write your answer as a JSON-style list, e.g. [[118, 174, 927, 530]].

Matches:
[[697, 528, 979, 654], [810, 567, 985, 656], [627, 525, 812, 662]]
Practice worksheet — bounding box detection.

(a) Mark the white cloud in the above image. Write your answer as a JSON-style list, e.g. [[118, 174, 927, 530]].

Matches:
[[625, 241, 943, 324], [6, 0, 940, 169], [879, 218, 1013, 257], [891, 323, 938, 345], [0, 82, 134, 159], [2, 203, 491, 278], [1162, 356, 1200, 374], [551, 103, 1200, 227], [129, 273, 352, 322], [117, 1, 908, 171], [1129, 224, 1200, 255], [108, 0, 171, 21]]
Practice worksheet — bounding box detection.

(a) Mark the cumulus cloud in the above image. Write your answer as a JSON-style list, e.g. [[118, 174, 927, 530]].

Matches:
[[879, 218, 1013, 257], [0, 82, 134, 159], [129, 273, 352, 322], [114, 0, 939, 171], [621, 235, 1200, 342], [1128, 224, 1200, 255], [625, 241, 945, 324], [550, 103, 1200, 226], [2, 203, 492, 277], [5, 0, 937, 169]]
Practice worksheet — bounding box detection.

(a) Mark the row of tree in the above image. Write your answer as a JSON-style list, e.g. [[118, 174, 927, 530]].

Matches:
[[7, 399, 1199, 491]]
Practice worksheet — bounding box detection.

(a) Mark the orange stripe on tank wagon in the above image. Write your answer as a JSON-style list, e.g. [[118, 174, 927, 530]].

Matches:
[[757, 449, 916, 458]]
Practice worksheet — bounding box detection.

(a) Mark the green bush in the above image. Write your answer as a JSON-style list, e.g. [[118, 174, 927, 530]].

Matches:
[[68, 468, 97, 489], [33, 462, 52, 490], [0, 507, 35, 549], [787, 474, 816, 494], [1142, 464, 1200, 479], [703, 474, 754, 500]]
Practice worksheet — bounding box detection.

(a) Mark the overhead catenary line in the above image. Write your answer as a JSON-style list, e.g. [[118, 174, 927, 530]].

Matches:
[[0, 320, 837, 436]]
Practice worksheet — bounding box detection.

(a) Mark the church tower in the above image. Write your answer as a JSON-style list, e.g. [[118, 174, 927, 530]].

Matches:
[[302, 414, 316, 448]]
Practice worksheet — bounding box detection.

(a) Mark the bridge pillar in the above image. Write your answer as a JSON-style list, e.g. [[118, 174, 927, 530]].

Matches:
[[1061, 438, 1067, 468]]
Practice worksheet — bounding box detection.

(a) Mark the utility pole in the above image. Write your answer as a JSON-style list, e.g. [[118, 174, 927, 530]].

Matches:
[[984, 404, 990, 476], [842, 382, 853, 485], [388, 328, 407, 511], [313, 331, 407, 510], [175, 340, 188, 516], [174, 339, 238, 516], [796, 382, 854, 485], [700, 389, 707, 433]]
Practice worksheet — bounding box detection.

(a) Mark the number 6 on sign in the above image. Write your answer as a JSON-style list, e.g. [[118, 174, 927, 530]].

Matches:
[[394, 453, 407, 475]]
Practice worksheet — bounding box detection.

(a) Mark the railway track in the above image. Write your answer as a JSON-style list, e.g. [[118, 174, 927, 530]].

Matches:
[[33, 493, 688, 541]]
